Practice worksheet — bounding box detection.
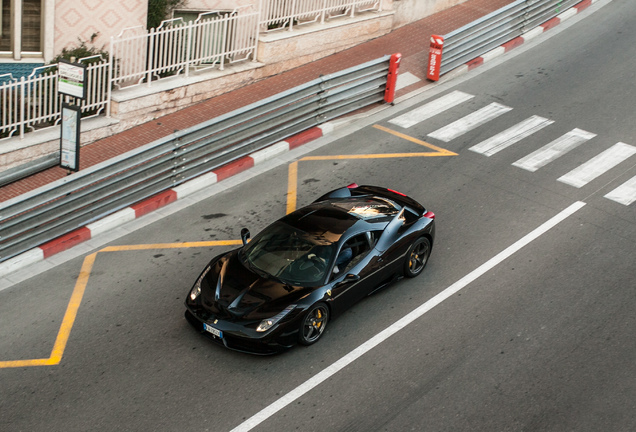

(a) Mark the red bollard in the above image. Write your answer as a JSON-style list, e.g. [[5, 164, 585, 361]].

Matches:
[[384, 53, 402, 104], [426, 35, 444, 81]]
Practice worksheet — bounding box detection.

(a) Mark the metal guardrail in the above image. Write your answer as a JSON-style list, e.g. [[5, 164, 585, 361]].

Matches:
[[0, 55, 393, 263], [439, 0, 580, 75], [0, 153, 59, 188]]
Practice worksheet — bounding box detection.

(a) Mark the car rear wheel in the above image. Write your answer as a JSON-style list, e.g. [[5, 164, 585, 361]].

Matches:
[[403, 237, 431, 278], [298, 303, 329, 346]]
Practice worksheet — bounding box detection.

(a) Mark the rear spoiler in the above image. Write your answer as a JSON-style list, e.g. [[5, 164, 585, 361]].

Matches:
[[314, 184, 426, 216]]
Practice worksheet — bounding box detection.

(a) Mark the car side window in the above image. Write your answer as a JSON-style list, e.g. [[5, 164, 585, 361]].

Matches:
[[366, 230, 381, 247], [332, 233, 372, 277]]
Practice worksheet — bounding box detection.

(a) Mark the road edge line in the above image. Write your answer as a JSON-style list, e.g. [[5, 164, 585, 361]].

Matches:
[[229, 201, 587, 432]]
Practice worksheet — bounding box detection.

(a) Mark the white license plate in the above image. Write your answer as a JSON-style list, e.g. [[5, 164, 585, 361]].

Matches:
[[203, 323, 223, 338]]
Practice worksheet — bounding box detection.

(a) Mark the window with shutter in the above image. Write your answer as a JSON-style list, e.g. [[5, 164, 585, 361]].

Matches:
[[22, 0, 42, 52]]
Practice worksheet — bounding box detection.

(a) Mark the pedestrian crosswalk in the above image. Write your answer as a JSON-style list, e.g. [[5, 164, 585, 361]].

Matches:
[[387, 91, 636, 206]]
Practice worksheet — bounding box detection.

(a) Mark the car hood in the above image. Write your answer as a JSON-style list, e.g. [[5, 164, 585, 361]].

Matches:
[[199, 250, 313, 321]]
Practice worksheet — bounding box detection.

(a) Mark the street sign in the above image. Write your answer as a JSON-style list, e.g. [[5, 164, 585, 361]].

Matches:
[[61, 103, 81, 171], [58, 60, 87, 99]]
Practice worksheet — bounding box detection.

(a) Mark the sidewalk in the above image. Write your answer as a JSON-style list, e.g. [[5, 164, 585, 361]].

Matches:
[[0, 0, 513, 203]]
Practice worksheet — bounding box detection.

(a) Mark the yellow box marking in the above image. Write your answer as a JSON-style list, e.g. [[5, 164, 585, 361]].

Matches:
[[0, 240, 242, 368]]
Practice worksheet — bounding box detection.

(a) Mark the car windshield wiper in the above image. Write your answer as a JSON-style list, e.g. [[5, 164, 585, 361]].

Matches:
[[267, 270, 290, 285]]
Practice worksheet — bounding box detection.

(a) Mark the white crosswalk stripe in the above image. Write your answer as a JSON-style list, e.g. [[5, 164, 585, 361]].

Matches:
[[469, 115, 554, 157], [388, 90, 474, 128], [428, 102, 513, 142], [558, 143, 636, 188], [604, 175, 636, 206], [512, 128, 596, 171]]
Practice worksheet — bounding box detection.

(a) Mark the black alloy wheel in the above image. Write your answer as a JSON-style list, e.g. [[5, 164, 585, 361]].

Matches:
[[298, 303, 329, 345], [403, 237, 431, 278]]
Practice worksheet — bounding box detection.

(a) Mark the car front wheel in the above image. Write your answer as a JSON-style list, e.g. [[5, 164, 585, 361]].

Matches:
[[403, 237, 431, 278], [298, 303, 329, 346]]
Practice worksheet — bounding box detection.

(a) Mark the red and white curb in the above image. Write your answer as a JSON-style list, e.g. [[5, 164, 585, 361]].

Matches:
[[0, 123, 335, 277], [452, 0, 597, 75]]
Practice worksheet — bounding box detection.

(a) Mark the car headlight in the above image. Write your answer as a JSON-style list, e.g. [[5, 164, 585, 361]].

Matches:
[[189, 265, 212, 301], [189, 285, 201, 301], [256, 304, 297, 332]]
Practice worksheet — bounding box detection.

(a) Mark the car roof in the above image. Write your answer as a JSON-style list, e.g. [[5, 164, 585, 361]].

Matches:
[[280, 196, 396, 242]]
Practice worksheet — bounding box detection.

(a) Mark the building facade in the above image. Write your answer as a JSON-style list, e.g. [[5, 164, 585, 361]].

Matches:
[[1, 0, 463, 77], [0, 0, 147, 77]]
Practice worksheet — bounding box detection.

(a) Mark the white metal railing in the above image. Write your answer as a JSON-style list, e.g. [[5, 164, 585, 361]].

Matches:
[[110, 10, 260, 89], [0, 74, 20, 138], [0, 57, 109, 139], [260, 0, 382, 31]]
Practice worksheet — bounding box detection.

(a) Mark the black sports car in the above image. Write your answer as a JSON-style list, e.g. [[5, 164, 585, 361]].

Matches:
[[184, 184, 435, 354]]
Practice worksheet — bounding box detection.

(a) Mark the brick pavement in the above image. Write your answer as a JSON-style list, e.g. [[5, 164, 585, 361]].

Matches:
[[0, 0, 513, 203]]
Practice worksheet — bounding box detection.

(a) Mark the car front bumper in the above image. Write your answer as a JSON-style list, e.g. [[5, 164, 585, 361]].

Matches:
[[184, 309, 297, 355]]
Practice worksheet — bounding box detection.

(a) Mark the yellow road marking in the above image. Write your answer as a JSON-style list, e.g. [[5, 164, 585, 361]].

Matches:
[[0, 358, 59, 368], [287, 161, 298, 215], [49, 252, 97, 364], [373, 124, 458, 155], [100, 240, 242, 252], [301, 152, 452, 160], [0, 241, 243, 368], [0, 252, 97, 368], [285, 126, 457, 212]]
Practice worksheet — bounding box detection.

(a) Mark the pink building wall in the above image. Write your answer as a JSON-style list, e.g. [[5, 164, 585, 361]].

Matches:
[[183, 1, 256, 12], [53, 0, 147, 58]]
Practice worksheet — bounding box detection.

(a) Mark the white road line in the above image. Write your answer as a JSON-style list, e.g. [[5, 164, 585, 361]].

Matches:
[[428, 102, 513, 142], [604, 175, 636, 205], [469, 115, 554, 157], [229, 201, 587, 432], [558, 142, 636, 188], [388, 90, 474, 129], [512, 128, 596, 171]]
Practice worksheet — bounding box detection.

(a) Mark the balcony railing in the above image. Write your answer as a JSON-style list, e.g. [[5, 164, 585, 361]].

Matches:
[[260, 0, 383, 31]]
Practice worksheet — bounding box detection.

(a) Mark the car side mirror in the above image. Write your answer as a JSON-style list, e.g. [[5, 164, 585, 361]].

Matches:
[[240, 228, 250, 246], [336, 273, 360, 287]]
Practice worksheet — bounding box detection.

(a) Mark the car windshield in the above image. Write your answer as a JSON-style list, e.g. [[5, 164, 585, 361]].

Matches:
[[240, 222, 335, 286]]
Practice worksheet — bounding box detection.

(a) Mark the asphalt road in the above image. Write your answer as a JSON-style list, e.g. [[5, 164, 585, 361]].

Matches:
[[2, 1, 635, 431]]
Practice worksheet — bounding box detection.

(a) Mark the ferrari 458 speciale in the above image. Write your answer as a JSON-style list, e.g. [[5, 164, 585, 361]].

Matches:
[[184, 184, 435, 354]]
